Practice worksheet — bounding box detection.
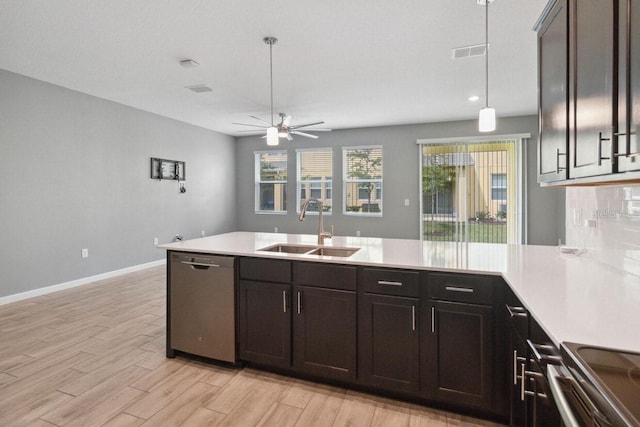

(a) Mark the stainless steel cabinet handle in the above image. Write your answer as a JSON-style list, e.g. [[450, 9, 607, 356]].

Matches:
[[431, 306, 435, 333], [411, 306, 416, 331], [521, 363, 526, 401], [527, 339, 562, 365], [506, 304, 528, 318], [378, 280, 403, 286], [556, 148, 567, 174], [598, 131, 612, 166], [513, 350, 518, 385], [297, 291, 301, 314], [445, 285, 473, 293], [282, 291, 287, 313]]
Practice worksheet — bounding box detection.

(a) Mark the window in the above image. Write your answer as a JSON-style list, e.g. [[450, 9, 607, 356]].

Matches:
[[343, 146, 383, 215], [297, 149, 332, 213], [491, 173, 507, 200], [255, 151, 287, 213]]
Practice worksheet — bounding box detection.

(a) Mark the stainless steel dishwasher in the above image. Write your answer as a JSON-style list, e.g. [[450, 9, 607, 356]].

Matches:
[[167, 252, 236, 363]]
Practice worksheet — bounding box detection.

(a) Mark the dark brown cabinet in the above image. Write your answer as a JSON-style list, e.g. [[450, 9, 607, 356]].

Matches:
[[358, 267, 420, 394], [504, 286, 561, 427], [422, 273, 497, 412], [618, 0, 640, 172], [568, 0, 617, 178], [238, 258, 292, 369], [422, 300, 494, 411], [536, 0, 640, 184], [292, 284, 356, 382], [538, 0, 569, 183], [238, 280, 291, 368]]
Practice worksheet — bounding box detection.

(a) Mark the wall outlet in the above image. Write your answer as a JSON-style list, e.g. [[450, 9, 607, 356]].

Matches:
[[274, 227, 279, 233], [81, 248, 89, 258], [356, 230, 361, 237], [153, 237, 158, 245], [404, 199, 410, 206], [201, 230, 205, 237]]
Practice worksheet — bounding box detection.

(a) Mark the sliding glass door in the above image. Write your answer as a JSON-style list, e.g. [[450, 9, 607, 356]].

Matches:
[[420, 139, 521, 244]]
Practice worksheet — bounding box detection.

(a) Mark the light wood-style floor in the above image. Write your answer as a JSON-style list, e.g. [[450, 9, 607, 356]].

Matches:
[[0, 265, 505, 427]]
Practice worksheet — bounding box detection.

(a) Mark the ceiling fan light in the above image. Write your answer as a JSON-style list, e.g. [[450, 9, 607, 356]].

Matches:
[[278, 131, 288, 137], [478, 107, 496, 132], [266, 127, 279, 146]]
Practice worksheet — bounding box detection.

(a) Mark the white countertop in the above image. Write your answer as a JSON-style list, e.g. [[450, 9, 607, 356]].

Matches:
[[159, 231, 640, 353]]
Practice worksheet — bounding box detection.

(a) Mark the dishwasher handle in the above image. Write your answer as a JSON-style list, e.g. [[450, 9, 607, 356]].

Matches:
[[180, 260, 221, 269]]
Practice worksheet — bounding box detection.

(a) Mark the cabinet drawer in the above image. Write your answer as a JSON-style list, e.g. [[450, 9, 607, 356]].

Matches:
[[293, 262, 356, 291], [239, 257, 292, 283], [427, 273, 494, 305], [361, 268, 419, 297]]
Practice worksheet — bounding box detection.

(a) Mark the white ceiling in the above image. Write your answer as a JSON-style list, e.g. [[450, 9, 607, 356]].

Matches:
[[0, 0, 548, 136]]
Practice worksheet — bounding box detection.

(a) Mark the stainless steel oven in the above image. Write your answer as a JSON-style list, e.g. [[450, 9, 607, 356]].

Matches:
[[547, 342, 640, 427]]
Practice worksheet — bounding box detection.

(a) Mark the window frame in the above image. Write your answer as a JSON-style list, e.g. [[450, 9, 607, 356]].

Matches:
[[296, 147, 333, 215], [255, 150, 288, 215], [342, 145, 383, 217]]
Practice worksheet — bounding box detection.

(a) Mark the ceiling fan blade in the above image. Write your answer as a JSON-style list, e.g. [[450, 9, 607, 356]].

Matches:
[[291, 121, 325, 129], [237, 129, 268, 133], [232, 122, 269, 128], [301, 128, 332, 132], [291, 131, 319, 139], [249, 116, 272, 125], [283, 115, 292, 127]]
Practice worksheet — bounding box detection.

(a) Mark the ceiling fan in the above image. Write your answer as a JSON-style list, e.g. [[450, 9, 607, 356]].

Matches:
[[233, 37, 331, 145]]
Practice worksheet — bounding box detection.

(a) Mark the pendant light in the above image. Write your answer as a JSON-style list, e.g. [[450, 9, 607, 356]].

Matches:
[[264, 37, 280, 146], [479, 0, 496, 132]]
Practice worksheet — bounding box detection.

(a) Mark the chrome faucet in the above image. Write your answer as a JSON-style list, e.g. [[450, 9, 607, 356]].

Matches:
[[299, 198, 333, 245]]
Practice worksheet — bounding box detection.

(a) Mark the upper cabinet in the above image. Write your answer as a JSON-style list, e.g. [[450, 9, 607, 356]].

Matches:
[[536, 0, 640, 185], [618, 0, 640, 172], [568, 0, 616, 179], [537, 0, 569, 183]]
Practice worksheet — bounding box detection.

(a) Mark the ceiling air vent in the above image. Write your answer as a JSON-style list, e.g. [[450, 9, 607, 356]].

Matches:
[[451, 43, 489, 59], [185, 84, 213, 93]]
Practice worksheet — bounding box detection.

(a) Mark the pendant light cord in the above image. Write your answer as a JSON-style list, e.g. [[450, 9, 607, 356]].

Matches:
[[269, 40, 274, 126], [485, 0, 489, 109]]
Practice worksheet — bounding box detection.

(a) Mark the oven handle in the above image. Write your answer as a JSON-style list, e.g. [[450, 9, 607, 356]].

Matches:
[[547, 365, 581, 427]]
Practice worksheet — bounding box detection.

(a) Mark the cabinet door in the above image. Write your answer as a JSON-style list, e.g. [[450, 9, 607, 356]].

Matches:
[[618, 0, 640, 171], [538, 0, 569, 183], [422, 300, 494, 411], [569, 0, 616, 178], [293, 285, 356, 382], [359, 294, 419, 394], [238, 280, 291, 369]]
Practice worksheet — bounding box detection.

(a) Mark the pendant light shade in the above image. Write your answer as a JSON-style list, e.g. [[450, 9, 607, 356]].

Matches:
[[266, 126, 279, 146], [479, 107, 496, 132], [479, 0, 496, 132]]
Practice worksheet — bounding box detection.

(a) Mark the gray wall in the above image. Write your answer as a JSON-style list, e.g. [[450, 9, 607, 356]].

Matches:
[[236, 115, 564, 245], [0, 69, 236, 298]]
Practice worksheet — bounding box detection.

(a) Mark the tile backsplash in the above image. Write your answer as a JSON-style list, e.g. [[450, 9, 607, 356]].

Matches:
[[565, 184, 640, 277]]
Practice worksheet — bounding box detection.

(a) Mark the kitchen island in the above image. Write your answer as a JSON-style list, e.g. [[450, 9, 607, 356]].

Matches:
[[160, 231, 640, 354]]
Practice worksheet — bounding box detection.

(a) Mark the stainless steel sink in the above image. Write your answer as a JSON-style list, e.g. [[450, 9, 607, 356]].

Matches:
[[257, 243, 360, 257], [306, 247, 360, 257], [258, 243, 317, 254]]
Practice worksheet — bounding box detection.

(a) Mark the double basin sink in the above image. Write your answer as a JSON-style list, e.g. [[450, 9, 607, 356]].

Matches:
[[258, 243, 360, 258]]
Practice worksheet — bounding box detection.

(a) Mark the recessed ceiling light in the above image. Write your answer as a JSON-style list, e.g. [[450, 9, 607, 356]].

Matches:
[[469, 95, 480, 102], [185, 84, 213, 93], [179, 59, 199, 68]]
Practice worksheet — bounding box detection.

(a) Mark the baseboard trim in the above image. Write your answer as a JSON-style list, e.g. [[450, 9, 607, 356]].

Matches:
[[0, 259, 167, 306]]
